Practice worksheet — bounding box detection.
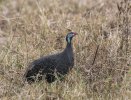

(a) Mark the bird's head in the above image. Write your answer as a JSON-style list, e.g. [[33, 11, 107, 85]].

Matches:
[[66, 32, 77, 43]]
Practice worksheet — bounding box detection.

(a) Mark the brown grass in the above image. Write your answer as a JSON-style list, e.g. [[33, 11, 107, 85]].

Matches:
[[0, 0, 131, 99]]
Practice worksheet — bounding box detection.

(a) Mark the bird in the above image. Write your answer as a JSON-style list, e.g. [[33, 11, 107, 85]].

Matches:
[[24, 32, 77, 83]]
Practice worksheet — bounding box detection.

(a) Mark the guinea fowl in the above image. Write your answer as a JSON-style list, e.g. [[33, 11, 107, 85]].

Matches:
[[24, 32, 77, 83]]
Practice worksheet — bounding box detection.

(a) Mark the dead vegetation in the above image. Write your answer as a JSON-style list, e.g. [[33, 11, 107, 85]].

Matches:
[[0, 0, 130, 99]]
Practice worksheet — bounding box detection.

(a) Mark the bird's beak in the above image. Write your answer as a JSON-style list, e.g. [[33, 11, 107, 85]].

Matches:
[[73, 32, 78, 36]]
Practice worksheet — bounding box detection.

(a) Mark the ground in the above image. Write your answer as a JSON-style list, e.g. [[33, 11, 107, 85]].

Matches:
[[0, 0, 131, 100]]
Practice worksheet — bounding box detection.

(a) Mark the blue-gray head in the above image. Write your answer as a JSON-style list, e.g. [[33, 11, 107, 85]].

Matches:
[[66, 32, 77, 43]]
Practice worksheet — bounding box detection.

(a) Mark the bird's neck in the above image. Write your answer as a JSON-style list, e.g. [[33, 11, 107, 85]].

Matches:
[[64, 42, 74, 65], [66, 42, 72, 49], [64, 42, 73, 55]]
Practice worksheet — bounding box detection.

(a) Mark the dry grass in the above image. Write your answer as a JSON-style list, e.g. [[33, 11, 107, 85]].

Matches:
[[0, 0, 131, 99]]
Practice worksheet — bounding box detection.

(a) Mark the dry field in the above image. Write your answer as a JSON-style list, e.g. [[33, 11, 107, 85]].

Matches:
[[0, 0, 131, 100]]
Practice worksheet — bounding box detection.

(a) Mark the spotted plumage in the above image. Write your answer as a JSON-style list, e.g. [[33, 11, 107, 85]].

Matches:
[[24, 32, 77, 83]]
